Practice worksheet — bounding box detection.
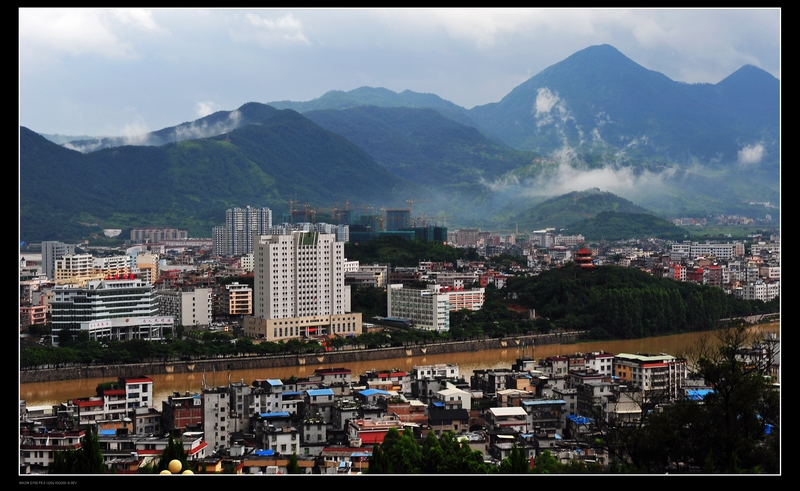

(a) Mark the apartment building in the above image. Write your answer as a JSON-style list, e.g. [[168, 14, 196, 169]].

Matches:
[[244, 231, 361, 341], [213, 206, 273, 257]]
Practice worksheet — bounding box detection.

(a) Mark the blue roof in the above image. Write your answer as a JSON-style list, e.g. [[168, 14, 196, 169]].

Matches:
[[522, 399, 566, 406], [283, 391, 303, 396], [260, 411, 291, 418], [566, 415, 593, 425], [687, 389, 713, 401], [254, 449, 274, 456], [359, 389, 391, 397], [307, 389, 334, 396], [100, 430, 116, 435], [432, 401, 445, 407], [267, 379, 283, 386]]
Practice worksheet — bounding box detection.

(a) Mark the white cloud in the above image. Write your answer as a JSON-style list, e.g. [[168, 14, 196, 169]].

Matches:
[[121, 119, 150, 145], [235, 12, 311, 45], [110, 9, 160, 31], [738, 143, 765, 165], [482, 143, 677, 201], [173, 110, 242, 141], [19, 9, 164, 61], [196, 101, 218, 118], [534, 87, 559, 115]]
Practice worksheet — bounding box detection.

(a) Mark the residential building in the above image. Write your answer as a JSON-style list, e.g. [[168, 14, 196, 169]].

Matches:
[[20, 428, 84, 471], [134, 253, 160, 284], [130, 227, 188, 243], [203, 387, 231, 453], [42, 241, 76, 279], [159, 288, 212, 328], [244, 231, 362, 342], [741, 280, 780, 302], [53, 254, 98, 283], [614, 353, 687, 403], [161, 392, 203, 435], [221, 282, 252, 316], [387, 283, 450, 331], [213, 206, 273, 257]]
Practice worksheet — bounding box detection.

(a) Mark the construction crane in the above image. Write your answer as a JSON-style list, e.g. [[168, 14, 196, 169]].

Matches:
[[405, 198, 430, 218]]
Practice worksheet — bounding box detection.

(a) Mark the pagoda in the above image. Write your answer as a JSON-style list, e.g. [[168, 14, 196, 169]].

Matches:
[[575, 247, 596, 269]]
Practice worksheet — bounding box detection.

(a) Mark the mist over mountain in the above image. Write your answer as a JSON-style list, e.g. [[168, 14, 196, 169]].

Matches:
[[23, 44, 779, 242], [21, 109, 419, 241], [303, 106, 534, 186], [469, 44, 779, 169]]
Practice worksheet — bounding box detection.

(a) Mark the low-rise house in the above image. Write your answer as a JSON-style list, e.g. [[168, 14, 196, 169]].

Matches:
[[305, 389, 336, 423], [522, 399, 567, 432], [428, 408, 470, 436], [161, 392, 202, 435], [486, 407, 528, 433], [347, 416, 414, 445], [20, 428, 84, 471]]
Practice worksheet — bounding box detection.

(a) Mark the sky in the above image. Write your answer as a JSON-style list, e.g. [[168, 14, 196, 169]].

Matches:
[[19, 8, 780, 138]]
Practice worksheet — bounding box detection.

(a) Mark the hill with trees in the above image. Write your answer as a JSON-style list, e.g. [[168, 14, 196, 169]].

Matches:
[[20, 108, 419, 241], [567, 211, 689, 240], [512, 188, 651, 231]]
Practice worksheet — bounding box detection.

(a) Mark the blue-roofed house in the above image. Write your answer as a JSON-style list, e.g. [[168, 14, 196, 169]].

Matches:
[[355, 388, 393, 406], [305, 389, 336, 423]]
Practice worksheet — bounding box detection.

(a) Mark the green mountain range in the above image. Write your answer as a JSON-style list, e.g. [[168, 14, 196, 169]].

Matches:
[[567, 211, 689, 241], [24, 44, 779, 242], [512, 188, 651, 231], [21, 107, 418, 241]]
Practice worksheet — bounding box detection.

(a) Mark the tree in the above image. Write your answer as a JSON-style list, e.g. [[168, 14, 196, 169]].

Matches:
[[49, 425, 105, 474], [500, 444, 529, 473], [598, 327, 780, 473], [155, 434, 188, 473], [286, 452, 301, 474], [680, 327, 780, 473]]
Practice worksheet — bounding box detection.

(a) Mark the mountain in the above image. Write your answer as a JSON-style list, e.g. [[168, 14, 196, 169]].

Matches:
[[32, 45, 778, 240], [268, 86, 479, 129], [20, 109, 419, 241], [567, 211, 690, 241], [63, 102, 290, 153], [303, 105, 537, 186], [513, 188, 652, 231], [469, 44, 780, 167]]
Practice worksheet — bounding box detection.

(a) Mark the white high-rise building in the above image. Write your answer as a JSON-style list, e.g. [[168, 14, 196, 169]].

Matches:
[[42, 241, 76, 279], [244, 231, 361, 342], [213, 206, 272, 257], [51, 278, 168, 345], [254, 231, 344, 319]]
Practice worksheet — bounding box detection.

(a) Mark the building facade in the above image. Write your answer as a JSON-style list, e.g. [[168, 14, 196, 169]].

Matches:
[[42, 241, 76, 279], [51, 278, 168, 345], [245, 231, 361, 342], [213, 206, 273, 257]]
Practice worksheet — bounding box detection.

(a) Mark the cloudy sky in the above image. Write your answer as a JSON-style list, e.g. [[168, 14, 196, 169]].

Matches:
[[19, 8, 780, 137]]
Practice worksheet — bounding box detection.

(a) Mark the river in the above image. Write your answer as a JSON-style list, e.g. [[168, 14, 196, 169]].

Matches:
[[20, 323, 779, 409]]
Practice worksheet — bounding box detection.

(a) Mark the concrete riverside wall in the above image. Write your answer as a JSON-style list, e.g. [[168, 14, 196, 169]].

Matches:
[[20, 332, 582, 383]]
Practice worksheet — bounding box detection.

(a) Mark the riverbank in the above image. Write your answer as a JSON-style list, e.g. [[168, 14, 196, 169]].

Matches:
[[20, 331, 582, 383]]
